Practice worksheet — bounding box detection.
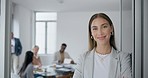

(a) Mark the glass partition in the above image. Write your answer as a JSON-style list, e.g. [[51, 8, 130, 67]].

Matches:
[[4, 0, 138, 78]]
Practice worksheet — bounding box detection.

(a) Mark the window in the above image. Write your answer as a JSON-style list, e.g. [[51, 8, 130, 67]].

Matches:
[[35, 12, 57, 54]]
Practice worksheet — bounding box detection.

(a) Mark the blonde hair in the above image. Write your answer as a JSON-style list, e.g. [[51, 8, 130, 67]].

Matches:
[[32, 45, 39, 50]]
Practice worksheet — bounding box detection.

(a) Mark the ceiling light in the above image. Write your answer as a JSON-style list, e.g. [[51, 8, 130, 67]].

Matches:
[[57, 0, 64, 3]]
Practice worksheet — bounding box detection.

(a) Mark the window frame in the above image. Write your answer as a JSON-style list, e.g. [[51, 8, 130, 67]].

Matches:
[[34, 11, 57, 54]]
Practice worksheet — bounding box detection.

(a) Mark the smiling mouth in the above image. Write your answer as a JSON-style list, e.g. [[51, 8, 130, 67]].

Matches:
[[97, 36, 106, 40]]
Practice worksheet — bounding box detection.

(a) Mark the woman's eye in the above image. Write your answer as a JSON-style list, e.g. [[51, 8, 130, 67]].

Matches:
[[103, 26, 108, 28], [92, 28, 97, 30]]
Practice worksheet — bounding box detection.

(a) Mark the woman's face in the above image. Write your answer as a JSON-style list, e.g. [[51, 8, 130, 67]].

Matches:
[[91, 17, 113, 46]]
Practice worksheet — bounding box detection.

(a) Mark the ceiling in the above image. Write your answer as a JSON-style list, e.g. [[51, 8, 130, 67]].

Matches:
[[11, 0, 131, 12]]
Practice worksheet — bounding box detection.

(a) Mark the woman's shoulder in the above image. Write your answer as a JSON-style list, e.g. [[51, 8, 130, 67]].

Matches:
[[27, 63, 33, 68], [79, 49, 94, 58], [112, 48, 131, 56], [118, 51, 131, 56], [116, 50, 132, 61]]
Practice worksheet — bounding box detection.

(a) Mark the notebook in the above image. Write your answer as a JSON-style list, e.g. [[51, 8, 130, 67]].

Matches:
[[64, 58, 72, 64]]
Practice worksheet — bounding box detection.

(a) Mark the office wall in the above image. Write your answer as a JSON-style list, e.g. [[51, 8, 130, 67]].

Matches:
[[12, 3, 20, 38], [13, 4, 33, 66]]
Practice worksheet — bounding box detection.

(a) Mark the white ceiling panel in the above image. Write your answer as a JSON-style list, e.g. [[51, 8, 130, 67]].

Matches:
[[11, 0, 131, 12]]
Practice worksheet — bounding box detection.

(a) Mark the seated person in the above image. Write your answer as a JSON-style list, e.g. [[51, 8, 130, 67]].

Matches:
[[53, 43, 74, 64], [18, 51, 34, 78], [32, 45, 42, 67]]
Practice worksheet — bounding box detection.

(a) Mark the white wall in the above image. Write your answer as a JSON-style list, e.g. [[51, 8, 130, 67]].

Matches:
[[12, 4, 20, 38], [57, 11, 121, 62], [13, 4, 33, 66]]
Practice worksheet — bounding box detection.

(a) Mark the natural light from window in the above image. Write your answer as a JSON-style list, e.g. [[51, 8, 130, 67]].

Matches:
[[35, 12, 57, 54]]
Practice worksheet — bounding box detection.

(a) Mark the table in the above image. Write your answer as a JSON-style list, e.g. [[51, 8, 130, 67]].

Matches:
[[34, 64, 76, 78]]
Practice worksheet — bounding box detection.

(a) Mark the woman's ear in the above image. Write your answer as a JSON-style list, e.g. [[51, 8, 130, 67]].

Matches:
[[110, 25, 114, 35], [110, 25, 113, 32]]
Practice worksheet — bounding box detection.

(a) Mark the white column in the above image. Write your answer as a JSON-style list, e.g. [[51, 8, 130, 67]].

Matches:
[[0, 0, 11, 78], [0, 0, 6, 77]]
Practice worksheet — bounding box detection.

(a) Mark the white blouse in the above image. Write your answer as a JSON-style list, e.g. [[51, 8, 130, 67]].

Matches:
[[11, 38, 15, 53], [93, 51, 112, 78]]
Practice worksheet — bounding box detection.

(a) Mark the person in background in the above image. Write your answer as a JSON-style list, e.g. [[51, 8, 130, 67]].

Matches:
[[32, 45, 42, 67], [18, 51, 34, 78], [73, 13, 132, 78], [53, 43, 74, 64], [11, 32, 22, 74]]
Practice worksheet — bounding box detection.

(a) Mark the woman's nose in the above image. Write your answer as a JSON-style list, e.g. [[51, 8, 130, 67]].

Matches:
[[97, 28, 103, 35]]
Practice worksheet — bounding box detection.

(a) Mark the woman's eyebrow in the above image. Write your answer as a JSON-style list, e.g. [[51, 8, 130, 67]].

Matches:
[[91, 23, 109, 28], [101, 23, 108, 26], [91, 26, 97, 28]]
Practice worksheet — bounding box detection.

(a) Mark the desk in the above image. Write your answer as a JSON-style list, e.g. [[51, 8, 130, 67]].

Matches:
[[34, 64, 76, 78]]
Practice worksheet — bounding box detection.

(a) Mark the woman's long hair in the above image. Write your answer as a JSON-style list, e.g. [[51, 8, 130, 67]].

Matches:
[[88, 13, 117, 51], [18, 51, 33, 76]]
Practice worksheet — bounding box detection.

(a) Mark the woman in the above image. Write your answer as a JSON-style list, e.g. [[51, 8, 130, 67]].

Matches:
[[32, 45, 42, 67], [18, 51, 34, 78], [73, 13, 132, 78]]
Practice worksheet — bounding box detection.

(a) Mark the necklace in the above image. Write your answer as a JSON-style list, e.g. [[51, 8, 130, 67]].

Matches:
[[96, 53, 110, 62]]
